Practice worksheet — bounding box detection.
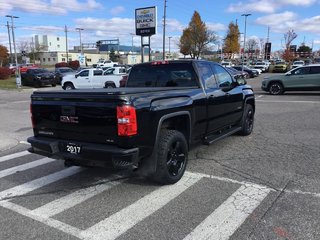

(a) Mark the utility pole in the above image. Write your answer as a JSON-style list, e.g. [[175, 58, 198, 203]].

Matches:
[[31, 37, 35, 63], [162, 0, 167, 60], [241, 13, 251, 71], [168, 36, 172, 57], [75, 28, 84, 65], [65, 25, 69, 62], [6, 15, 20, 88], [6, 21, 13, 63]]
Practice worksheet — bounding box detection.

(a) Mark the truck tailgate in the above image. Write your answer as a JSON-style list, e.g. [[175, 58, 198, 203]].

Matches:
[[31, 91, 125, 145]]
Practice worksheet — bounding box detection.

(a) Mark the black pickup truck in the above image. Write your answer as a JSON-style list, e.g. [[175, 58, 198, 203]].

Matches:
[[28, 60, 255, 184]]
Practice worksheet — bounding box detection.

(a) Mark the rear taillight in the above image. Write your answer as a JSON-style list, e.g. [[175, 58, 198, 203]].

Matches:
[[117, 105, 137, 136], [30, 104, 35, 128]]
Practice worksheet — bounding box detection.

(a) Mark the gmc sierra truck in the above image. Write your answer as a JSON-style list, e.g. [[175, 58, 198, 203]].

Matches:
[[28, 60, 255, 184]]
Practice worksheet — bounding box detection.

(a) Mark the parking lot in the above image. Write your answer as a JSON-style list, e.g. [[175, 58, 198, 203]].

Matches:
[[0, 74, 320, 239]]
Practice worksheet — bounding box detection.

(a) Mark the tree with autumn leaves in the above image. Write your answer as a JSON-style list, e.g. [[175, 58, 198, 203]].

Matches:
[[223, 22, 240, 59], [179, 11, 216, 59], [0, 45, 9, 67]]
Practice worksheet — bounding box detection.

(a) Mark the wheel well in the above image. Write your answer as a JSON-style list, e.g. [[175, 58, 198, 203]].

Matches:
[[245, 98, 255, 113], [160, 115, 190, 147]]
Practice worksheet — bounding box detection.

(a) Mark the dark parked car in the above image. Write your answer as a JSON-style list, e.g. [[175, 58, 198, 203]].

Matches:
[[233, 66, 258, 78], [55, 67, 75, 84], [226, 67, 249, 79], [21, 68, 56, 87]]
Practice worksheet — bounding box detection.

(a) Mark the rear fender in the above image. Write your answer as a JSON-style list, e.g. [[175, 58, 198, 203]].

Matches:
[[138, 111, 191, 177]]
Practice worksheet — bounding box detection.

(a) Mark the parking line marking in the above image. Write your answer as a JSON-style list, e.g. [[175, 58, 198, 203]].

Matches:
[[31, 177, 124, 217], [186, 171, 274, 192], [0, 157, 55, 179], [0, 151, 30, 163], [183, 184, 270, 240], [0, 166, 83, 201], [80, 173, 203, 240]]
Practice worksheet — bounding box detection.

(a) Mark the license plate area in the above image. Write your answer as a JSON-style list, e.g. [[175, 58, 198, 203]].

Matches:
[[66, 143, 81, 154]]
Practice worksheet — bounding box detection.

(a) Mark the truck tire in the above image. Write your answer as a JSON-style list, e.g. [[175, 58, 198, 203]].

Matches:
[[105, 82, 116, 88], [151, 129, 188, 185], [239, 104, 254, 136], [64, 83, 75, 90]]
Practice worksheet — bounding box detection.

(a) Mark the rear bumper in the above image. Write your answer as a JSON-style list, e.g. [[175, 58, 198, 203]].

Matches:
[[27, 136, 139, 169]]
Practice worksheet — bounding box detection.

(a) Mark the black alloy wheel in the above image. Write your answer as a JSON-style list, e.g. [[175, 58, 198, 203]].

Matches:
[[269, 82, 284, 95], [166, 140, 186, 177], [152, 129, 188, 185]]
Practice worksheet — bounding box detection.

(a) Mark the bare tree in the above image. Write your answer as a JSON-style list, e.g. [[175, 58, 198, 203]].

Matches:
[[283, 29, 297, 62], [18, 41, 30, 53], [247, 38, 259, 59], [284, 29, 297, 50], [259, 38, 265, 58]]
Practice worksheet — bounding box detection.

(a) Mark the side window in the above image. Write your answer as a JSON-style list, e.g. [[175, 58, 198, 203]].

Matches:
[[212, 65, 233, 88], [93, 70, 103, 76], [197, 62, 216, 89], [104, 68, 114, 75], [79, 70, 89, 77], [293, 67, 309, 75], [310, 66, 320, 74]]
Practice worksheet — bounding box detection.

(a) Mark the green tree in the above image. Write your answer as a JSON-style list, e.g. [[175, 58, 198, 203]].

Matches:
[[297, 44, 312, 53], [0, 45, 9, 67], [179, 11, 216, 59], [223, 22, 240, 59]]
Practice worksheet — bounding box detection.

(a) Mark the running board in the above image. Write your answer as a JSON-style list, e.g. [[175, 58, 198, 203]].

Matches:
[[203, 126, 242, 145]]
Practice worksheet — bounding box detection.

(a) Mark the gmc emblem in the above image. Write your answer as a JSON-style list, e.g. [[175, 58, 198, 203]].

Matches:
[[60, 116, 79, 123]]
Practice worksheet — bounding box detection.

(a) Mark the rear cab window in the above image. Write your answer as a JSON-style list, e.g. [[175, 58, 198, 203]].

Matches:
[[126, 62, 199, 88]]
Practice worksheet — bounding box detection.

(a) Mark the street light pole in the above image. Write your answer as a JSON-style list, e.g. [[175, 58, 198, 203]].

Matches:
[[241, 13, 251, 71], [168, 36, 172, 58], [6, 15, 20, 88], [130, 33, 135, 53]]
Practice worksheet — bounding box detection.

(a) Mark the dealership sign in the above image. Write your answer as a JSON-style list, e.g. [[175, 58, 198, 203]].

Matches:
[[135, 6, 157, 36]]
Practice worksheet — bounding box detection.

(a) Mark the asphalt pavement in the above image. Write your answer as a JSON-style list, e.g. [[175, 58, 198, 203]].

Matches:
[[0, 75, 320, 239]]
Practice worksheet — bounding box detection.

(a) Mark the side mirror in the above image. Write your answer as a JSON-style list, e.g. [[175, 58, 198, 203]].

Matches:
[[236, 77, 247, 85], [75, 74, 78, 78], [285, 72, 291, 76]]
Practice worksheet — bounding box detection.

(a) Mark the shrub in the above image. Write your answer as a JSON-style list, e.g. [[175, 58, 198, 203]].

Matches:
[[0, 67, 12, 80], [55, 62, 69, 68], [68, 60, 80, 70]]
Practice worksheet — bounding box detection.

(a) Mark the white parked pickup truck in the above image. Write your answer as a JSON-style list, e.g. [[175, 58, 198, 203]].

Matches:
[[61, 67, 126, 90]]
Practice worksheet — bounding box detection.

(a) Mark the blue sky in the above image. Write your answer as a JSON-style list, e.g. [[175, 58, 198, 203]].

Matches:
[[0, 0, 320, 53]]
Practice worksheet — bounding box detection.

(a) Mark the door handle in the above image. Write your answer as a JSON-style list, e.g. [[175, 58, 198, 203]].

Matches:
[[85, 78, 89, 79]]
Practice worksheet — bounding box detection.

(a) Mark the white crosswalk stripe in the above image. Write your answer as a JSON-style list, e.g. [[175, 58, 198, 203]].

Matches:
[[0, 166, 83, 201], [183, 184, 270, 240], [0, 152, 273, 240], [0, 150, 30, 163], [0, 157, 55, 179], [31, 176, 124, 218], [80, 172, 203, 240]]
